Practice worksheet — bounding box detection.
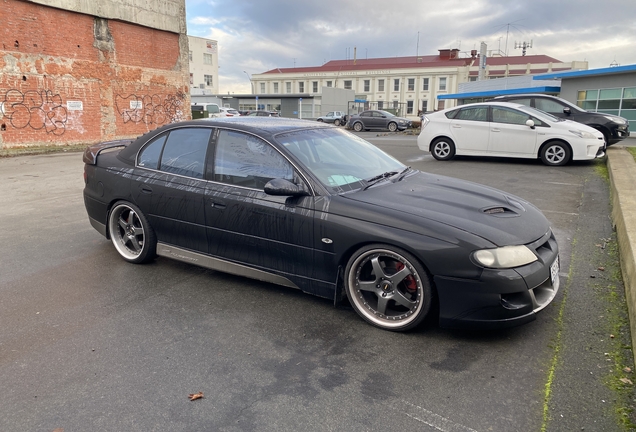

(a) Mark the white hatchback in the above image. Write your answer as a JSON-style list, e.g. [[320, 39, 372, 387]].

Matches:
[[417, 102, 605, 166]]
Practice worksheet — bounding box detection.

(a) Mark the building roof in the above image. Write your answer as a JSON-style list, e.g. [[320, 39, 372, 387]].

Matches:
[[534, 63, 636, 80], [438, 86, 561, 100], [260, 53, 564, 75]]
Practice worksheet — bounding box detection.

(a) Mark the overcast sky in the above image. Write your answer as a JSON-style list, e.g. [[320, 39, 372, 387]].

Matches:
[[185, 0, 636, 94]]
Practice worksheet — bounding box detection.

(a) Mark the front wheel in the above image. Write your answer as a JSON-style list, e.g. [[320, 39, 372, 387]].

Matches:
[[345, 244, 432, 331], [353, 122, 363, 132], [317, 118, 324, 122], [430, 137, 455, 161], [387, 122, 398, 132], [334, 119, 341, 126], [108, 201, 156, 263], [540, 141, 571, 166]]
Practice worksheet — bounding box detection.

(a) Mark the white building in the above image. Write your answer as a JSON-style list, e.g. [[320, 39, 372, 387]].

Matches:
[[251, 49, 587, 118], [188, 36, 219, 95]]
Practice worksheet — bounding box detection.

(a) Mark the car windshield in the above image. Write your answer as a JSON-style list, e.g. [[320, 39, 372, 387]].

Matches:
[[275, 128, 405, 193]]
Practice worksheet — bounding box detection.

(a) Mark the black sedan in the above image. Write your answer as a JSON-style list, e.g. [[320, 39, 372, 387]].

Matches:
[[346, 110, 411, 132], [83, 118, 559, 331]]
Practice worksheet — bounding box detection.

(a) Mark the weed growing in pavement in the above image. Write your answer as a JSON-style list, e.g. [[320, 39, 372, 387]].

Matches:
[[627, 147, 636, 162]]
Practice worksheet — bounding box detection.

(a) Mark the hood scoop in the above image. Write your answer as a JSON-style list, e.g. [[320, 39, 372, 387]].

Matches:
[[482, 206, 519, 217]]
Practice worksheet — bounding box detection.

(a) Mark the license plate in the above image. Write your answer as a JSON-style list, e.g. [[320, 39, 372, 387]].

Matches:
[[550, 256, 560, 286]]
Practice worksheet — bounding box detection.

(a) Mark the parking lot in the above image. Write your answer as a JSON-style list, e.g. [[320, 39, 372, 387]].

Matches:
[[1, 134, 634, 431]]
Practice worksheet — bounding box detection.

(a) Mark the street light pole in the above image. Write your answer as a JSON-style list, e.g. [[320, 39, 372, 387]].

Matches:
[[243, 71, 254, 94]]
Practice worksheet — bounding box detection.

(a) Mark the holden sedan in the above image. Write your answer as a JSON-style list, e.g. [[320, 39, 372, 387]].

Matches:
[[418, 102, 605, 166], [83, 117, 559, 331], [347, 110, 411, 132]]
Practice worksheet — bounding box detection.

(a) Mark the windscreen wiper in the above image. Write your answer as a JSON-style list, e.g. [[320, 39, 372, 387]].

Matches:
[[363, 171, 398, 190]]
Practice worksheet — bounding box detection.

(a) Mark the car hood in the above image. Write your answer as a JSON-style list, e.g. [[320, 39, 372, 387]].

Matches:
[[343, 171, 550, 247]]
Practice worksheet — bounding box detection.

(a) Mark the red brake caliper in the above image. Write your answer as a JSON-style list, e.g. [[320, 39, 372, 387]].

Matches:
[[395, 262, 417, 292]]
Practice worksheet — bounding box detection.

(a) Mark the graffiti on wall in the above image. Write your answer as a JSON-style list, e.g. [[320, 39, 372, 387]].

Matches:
[[115, 92, 186, 125], [0, 89, 68, 135]]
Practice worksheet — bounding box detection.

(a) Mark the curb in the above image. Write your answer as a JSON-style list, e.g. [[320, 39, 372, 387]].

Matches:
[[607, 146, 636, 368]]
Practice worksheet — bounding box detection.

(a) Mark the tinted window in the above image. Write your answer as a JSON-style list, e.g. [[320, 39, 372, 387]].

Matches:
[[138, 135, 167, 169], [455, 107, 488, 122], [214, 130, 294, 189], [360, 112, 372, 117], [492, 107, 530, 125], [159, 128, 211, 179], [535, 98, 567, 114], [508, 98, 532, 107], [445, 109, 460, 119]]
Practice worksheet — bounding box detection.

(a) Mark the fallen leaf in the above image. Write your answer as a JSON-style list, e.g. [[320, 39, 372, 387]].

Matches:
[[598, 267, 605, 271], [188, 391, 204, 401], [610, 334, 615, 338], [624, 367, 632, 373], [620, 378, 633, 385]]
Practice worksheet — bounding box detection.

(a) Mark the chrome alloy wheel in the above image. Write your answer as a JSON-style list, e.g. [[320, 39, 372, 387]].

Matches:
[[108, 202, 156, 263], [346, 247, 430, 330]]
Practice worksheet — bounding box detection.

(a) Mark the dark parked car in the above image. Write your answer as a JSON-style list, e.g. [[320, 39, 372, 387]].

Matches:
[[83, 118, 559, 331], [246, 110, 280, 117], [347, 110, 411, 132], [493, 94, 629, 146]]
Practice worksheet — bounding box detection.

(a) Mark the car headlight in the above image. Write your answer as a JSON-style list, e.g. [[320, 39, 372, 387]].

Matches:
[[569, 129, 597, 139], [602, 115, 627, 125], [473, 245, 537, 269]]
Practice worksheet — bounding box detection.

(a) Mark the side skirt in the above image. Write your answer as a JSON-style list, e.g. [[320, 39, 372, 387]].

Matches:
[[156, 243, 300, 289]]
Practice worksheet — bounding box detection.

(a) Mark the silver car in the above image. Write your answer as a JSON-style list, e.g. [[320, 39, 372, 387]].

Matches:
[[347, 110, 411, 132]]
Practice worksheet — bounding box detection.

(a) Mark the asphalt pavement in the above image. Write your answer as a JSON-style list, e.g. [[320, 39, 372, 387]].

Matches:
[[0, 136, 635, 431]]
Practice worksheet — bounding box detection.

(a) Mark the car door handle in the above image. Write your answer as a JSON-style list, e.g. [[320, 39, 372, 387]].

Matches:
[[141, 187, 153, 194], [491, 128, 501, 132], [209, 200, 226, 209], [452, 124, 461, 128]]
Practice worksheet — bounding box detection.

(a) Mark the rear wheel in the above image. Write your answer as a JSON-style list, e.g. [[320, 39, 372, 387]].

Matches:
[[345, 244, 432, 331], [108, 201, 156, 263], [430, 137, 455, 161], [540, 141, 571, 166], [388, 122, 398, 132], [353, 122, 363, 132]]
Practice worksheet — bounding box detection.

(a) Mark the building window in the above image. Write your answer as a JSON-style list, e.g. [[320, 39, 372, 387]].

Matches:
[[189, 73, 193, 85], [189, 51, 193, 61], [260, 82, 265, 93], [273, 82, 279, 94], [407, 100, 414, 114], [408, 78, 415, 91], [394, 79, 400, 91], [286, 82, 291, 93], [437, 100, 445, 110], [299, 82, 304, 93], [203, 53, 213, 65], [439, 77, 447, 91], [364, 80, 370, 92], [204, 75, 213, 86], [422, 78, 429, 91], [326, 81, 332, 87], [421, 100, 428, 112], [378, 101, 383, 109], [344, 80, 352, 90], [313, 81, 318, 93], [378, 79, 385, 92]]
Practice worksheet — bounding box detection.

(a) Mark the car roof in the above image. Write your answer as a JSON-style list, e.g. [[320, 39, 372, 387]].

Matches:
[[494, 94, 559, 99], [118, 117, 333, 163]]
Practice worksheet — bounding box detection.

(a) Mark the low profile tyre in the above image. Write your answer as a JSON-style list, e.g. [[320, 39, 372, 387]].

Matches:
[[540, 141, 571, 166], [317, 118, 324, 122], [108, 201, 156, 264], [334, 119, 341, 126], [430, 137, 456, 161], [387, 122, 398, 132], [345, 244, 433, 331], [353, 122, 363, 132]]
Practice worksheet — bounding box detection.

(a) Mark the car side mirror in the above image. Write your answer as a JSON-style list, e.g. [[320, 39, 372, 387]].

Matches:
[[264, 178, 309, 196], [563, 107, 571, 115], [525, 119, 535, 129]]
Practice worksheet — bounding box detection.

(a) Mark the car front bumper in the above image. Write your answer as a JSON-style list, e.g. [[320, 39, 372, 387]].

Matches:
[[435, 231, 560, 329]]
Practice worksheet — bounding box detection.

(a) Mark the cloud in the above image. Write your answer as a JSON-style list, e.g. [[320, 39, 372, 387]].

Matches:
[[185, 0, 636, 93]]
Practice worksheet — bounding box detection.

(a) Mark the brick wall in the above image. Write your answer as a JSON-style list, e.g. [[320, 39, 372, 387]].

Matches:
[[0, 0, 190, 148]]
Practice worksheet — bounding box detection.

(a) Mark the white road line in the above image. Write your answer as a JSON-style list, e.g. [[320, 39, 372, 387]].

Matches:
[[544, 182, 582, 186], [406, 155, 433, 162], [389, 400, 479, 432], [540, 210, 579, 216]]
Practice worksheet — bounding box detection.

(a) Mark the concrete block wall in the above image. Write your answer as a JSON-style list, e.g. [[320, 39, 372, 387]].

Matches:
[[0, 0, 190, 148]]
